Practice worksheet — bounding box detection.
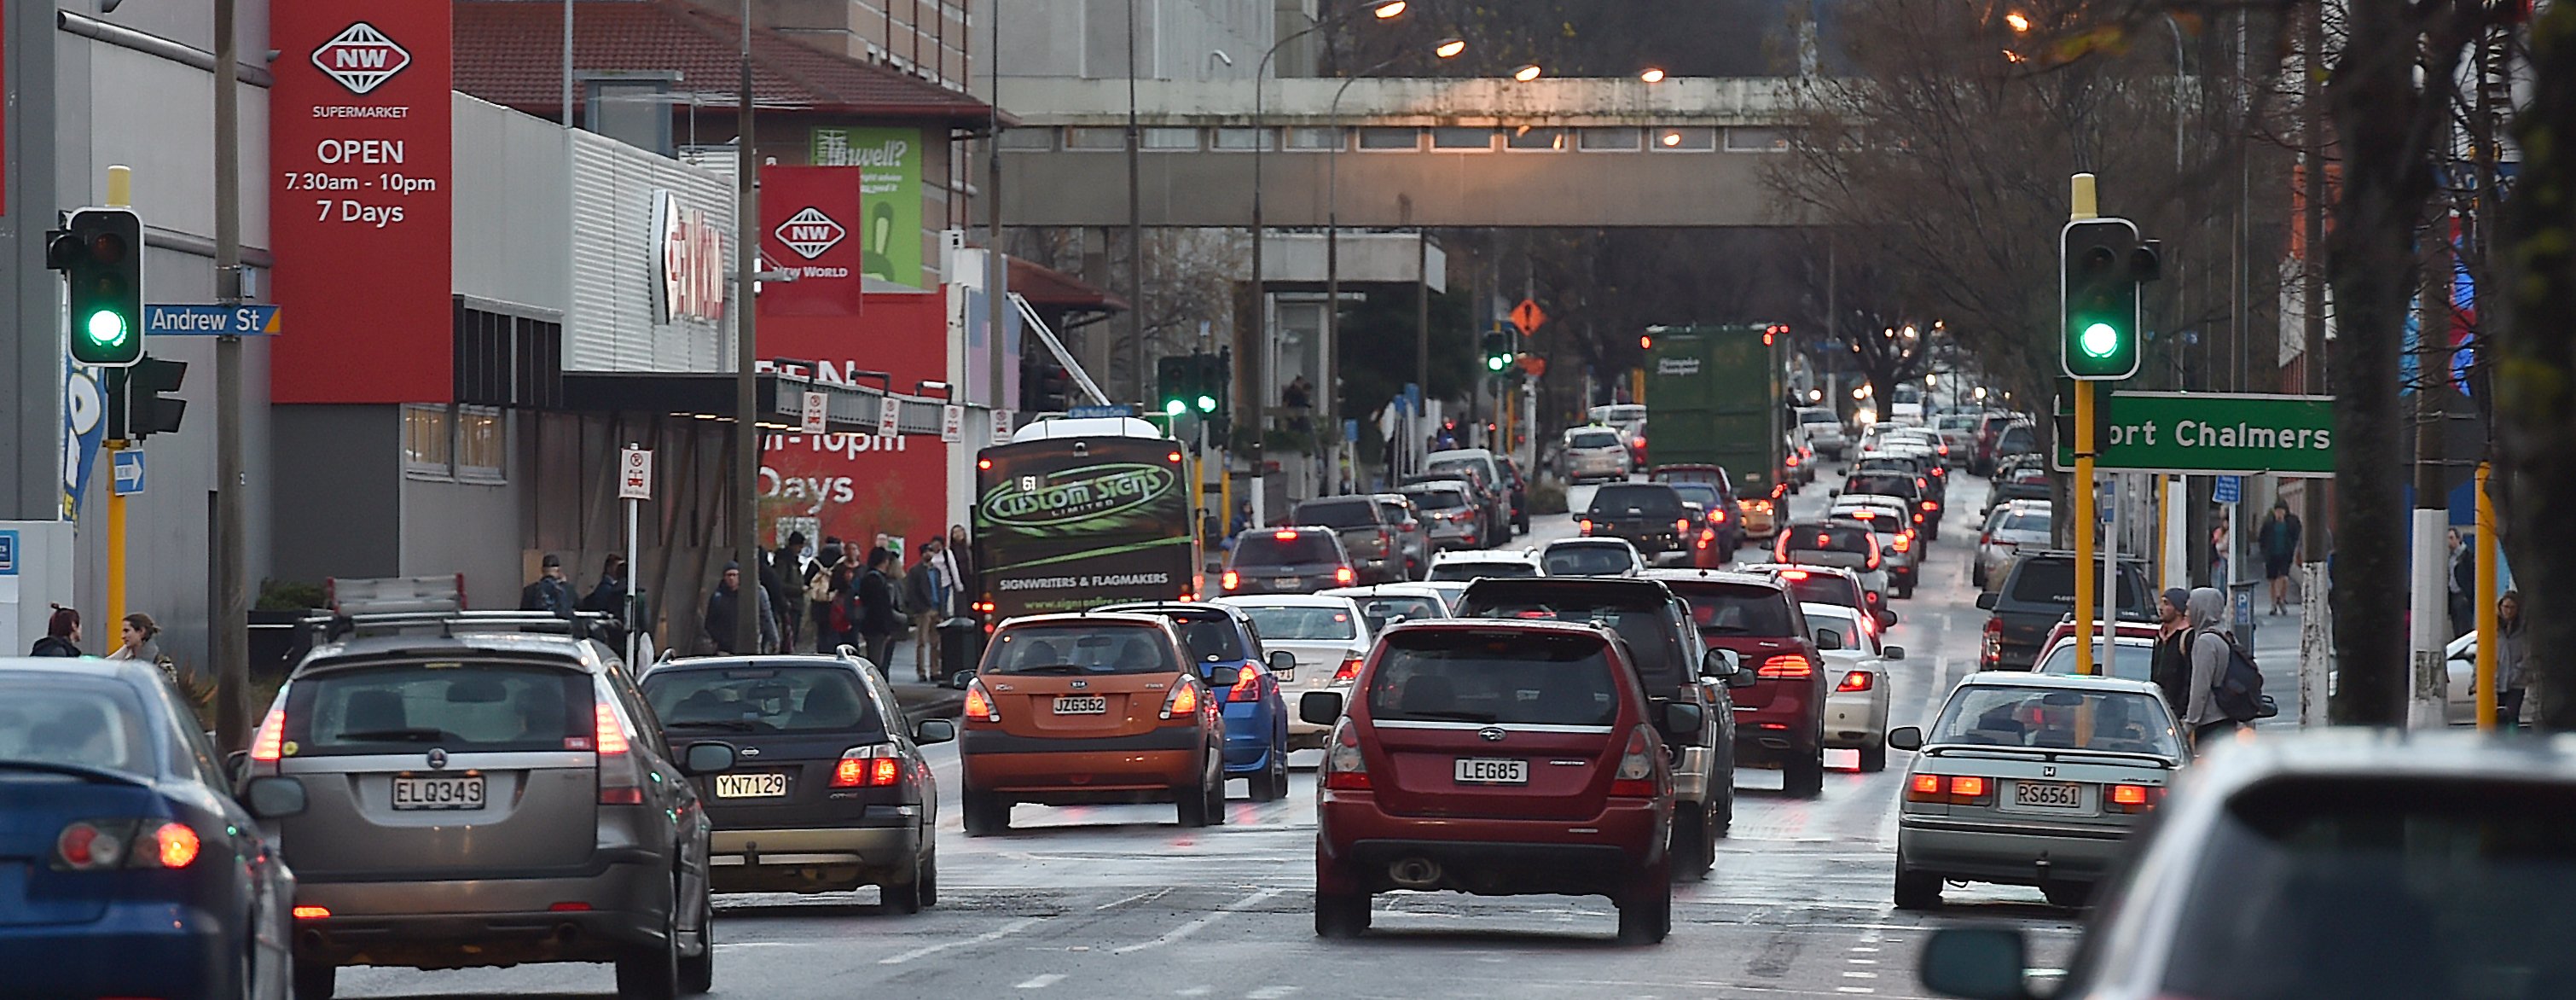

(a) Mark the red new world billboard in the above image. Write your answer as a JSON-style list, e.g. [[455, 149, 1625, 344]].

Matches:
[[759, 167, 867, 316], [268, 0, 454, 403], [758, 291, 951, 557]]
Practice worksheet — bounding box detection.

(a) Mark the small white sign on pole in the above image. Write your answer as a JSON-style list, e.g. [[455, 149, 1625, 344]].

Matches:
[[877, 397, 901, 438], [990, 410, 1013, 445], [801, 391, 828, 434], [618, 448, 653, 500], [940, 404, 965, 443]]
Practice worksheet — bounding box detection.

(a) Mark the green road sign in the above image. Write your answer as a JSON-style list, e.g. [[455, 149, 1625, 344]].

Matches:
[[2053, 391, 2335, 476]]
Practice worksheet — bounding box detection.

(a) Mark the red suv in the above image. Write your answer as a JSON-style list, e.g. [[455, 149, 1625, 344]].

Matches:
[[1303, 620, 1691, 945], [1645, 569, 1829, 799]]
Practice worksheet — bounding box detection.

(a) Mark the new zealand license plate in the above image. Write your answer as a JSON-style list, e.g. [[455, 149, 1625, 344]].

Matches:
[[1453, 758, 1528, 785], [1053, 695, 1109, 715], [715, 773, 789, 799], [2011, 780, 2082, 809], [392, 775, 485, 811]]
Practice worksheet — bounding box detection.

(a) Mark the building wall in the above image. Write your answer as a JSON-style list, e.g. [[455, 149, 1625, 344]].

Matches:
[[725, 0, 976, 94], [268, 405, 403, 587], [453, 96, 571, 317], [992, 0, 1273, 82], [397, 443, 525, 608]]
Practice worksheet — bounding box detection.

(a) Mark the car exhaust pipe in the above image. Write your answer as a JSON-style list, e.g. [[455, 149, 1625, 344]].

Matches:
[[1388, 858, 1442, 889]]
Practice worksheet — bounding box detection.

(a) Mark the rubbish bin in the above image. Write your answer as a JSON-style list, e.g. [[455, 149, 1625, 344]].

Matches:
[[937, 616, 984, 687]]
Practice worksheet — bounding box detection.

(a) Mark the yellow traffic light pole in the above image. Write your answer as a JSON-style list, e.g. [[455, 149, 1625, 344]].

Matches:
[[2070, 174, 2099, 677], [103, 166, 133, 651], [2474, 462, 2498, 730]]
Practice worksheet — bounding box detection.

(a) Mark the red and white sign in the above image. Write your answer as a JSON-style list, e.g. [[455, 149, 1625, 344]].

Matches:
[[618, 447, 653, 500], [990, 410, 1013, 445], [801, 391, 828, 433], [940, 404, 965, 443], [757, 167, 866, 315], [269, 0, 453, 404], [654, 190, 725, 323], [876, 397, 901, 439]]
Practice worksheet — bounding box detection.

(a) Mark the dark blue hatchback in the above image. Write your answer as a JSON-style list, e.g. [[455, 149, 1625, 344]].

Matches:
[[1096, 604, 1295, 801], [0, 657, 305, 999]]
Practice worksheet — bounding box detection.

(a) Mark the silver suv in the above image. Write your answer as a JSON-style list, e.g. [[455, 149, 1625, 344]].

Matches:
[[244, 612, 737, 1000]]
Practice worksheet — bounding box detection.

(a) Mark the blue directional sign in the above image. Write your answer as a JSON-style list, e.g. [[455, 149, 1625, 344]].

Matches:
[[145, 304, 281, 336], [112, 450, 146, 497], [1068, 404, 1136, 418], [0, 530, 17, 575], [2213, 474, 2242, 503]]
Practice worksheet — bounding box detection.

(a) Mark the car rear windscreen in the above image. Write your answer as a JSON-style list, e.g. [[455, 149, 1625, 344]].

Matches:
[[1668, 483, 1721, 508], [1237, 604, 1359, 641], [1542, 545, 1639, 577], [1403, 488, 1470, 510], [1293, 500, 1379, 529], [645, 666, 884, 737], [1425, 460, 1488, 485], [1153, 615, 1246, 662], [988, 625, 1178, 676], [2008, 560, 2148, 609], [1845, 474, 1919, 497], [1569, 430, 1622, 449], [1774, 570, 1865, 608], [2003, 511, 2051, 532], [1929, 686, 2179, 756], [285, 662, 589, 756], [1352, 596, 1442, 630], [2161, 777, 2576, 1000], [1588, 484, 1684, 517], [1669, 584, 1797, 637], [1366, 631, 1618, 727], [1786, 525, 1877, 554], [1426, 561, 1538, 581], [1233, 532, 1342, 566], [0, 677, 154, 777]]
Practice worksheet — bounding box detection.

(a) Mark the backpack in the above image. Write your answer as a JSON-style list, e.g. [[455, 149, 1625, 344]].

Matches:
[[804, 558, 837, 604], [2200, 629, 2277, 723], [519, 579, 548, 612]]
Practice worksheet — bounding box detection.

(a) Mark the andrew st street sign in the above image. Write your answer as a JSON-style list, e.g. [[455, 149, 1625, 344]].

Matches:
[[2055, 391, 2335, 476]]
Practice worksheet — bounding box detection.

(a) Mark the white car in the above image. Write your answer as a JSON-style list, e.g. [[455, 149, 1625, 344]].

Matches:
[[1211, 594, 1375, 751], [1315, 583, 1452, 633], [1802, 602, 1901, 772], [1559, 425, 1633, 484], [1975, 501, 2054, 590], [1796, 406, 1848, 457], [1424, 549, 1544, 583], [1537, 538, 1646, 577], [1417, 580, 1470, 613]]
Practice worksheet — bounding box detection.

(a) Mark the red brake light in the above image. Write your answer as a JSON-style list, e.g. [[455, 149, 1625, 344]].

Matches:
[[1836, 671, 1874, 692], [248, 707, 287, 762], [831, 748, 905, 788], [1274, 530, 1299, 540], [1336, 566, 1356, 585], [1757, 654, 1814, 678], [293, 905, 333, 920], [594, 701, 629, 756], [1778, 569, 1811, 580], [2109, 783, 2149, 806], [1332, 656, 1363, 684], [1160, 682, 1201, 719], [1580, 519, 1594, 535], [1169, 451, 1185, 463], [154, 823, 200, 868], [1949, 776, 1990, 800], [1711, 508, 1728, 524], [964, 677, 1001, 723], [1893, 533, 1912, 553], [1221, 570, 1240, 591], [2107, 783, 2164, 812], [1229, 665, 1264, 702], [1907, 773, 1944, 801], [1674, 518, 1691, 535]]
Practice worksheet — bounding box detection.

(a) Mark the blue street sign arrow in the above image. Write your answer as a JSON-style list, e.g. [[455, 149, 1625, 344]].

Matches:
[[112, 449, 146, 497], [145, 304, 281, 336]]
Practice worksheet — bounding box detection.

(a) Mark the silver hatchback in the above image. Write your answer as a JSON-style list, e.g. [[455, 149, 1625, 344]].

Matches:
[[245, 612, 738, 1000]]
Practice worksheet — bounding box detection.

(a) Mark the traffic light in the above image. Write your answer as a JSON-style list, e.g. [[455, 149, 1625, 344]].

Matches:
[[1482, 331, 1511, 372], [1157, 355, 1194, 417], [49, 207, 145, 367], [1022, 351, 1072, 412], [1190, 352, 1226, 417], [2059, 217, 2155, 381], [107, 355, 188, 440]]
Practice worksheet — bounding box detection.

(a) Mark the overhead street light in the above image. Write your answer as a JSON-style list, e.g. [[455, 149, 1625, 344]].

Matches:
[[1436, 37, 1467, 58], [1513, 64, 1544, 82], [1372, 1, 1407, 18], [2005, 11, 2032, 32], [1639, 67, 1667, 83]]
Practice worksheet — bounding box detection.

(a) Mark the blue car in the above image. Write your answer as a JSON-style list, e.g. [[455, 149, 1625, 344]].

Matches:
[[0, 657, 305, 998], [1096, 603, 1295, 801]]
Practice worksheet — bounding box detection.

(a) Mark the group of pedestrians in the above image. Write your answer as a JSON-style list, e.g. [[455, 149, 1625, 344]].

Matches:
[[2150, 587, 2250, 748], [28, 604, 211, 713], [698, 526, 975, 681]]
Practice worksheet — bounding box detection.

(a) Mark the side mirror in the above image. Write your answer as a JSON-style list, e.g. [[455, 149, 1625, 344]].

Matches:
[[1700, 647, 1741, 679], [1883, 645, 1906, 661], [1268, 650, 1298, 678], [1886, 726, 1924, 752], [1299, 689, 1346, 726], [1816, 630, 1844, 652], [946, 670, 974, 690], [243, 776, 308, 819], [1917, 927, 2035, 1000], [1877, 608, 1900, 630], [680, 741, 738, 776], [1974, 592, 1999, 611], [914, 718, 957, 746], [1662, 701, 1705, 735]]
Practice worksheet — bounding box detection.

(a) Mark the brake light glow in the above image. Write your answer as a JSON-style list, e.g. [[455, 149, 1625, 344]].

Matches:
[[833, 747, 905, 788], [293, 905, 332, 920], [1169, 451, 1185, 463], [1580, 519, 1594, 535], [2106, 783, 2164, 812], [55, 820, 201, 871], [1836, 671, 1874, 692], [593, 701, 630, 756], [1221, 570, 1240, 591], [1710, 508, 1728, 524], [1323, 721, 1372, 791], [1332, 656, 1364, 684], [1159, 682, 1201, 720], [1778, 568, 1811, 580], [964, 677, 1001, 723], [1335, 566, 1356, 585], [977, 458, 993, 469], [1892, 533, 1912, 553], [1697, 528, 1714, 549], [1907, 773, 1944, 801], [154, 823, 200, 868], [1949, 776, 1989, 799], [248, 707, 287, 762], [1229, 664, 1265, 702], [1610, 725, 1661, 798], [1921, 500, 1937, 511], [1275, 530, 1299, 540], [1674, 518, 1691, 536], [595, 699, 646, 805], [1758, 654, 1814, 678], [1916, 477, 1928, 489]]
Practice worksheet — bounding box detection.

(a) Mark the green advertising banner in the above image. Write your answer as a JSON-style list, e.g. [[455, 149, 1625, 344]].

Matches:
[[809, 126, 923, 288], [2054, 391, 2335, 476]]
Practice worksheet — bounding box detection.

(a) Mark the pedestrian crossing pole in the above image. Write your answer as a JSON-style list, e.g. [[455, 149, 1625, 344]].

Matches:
[[102, 165, 134, 648], [2069, 174, 2100, 677]]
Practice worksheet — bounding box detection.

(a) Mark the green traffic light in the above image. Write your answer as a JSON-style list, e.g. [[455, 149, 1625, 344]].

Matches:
[[1196, 395, 1216, 412], [85, 310, 128, 345], [1163, 399, 1186, 416], [2079, 321, 2121, 358], [1486, 355, 1507, 372]]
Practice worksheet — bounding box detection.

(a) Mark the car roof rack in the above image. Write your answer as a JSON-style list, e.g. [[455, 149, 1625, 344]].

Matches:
[[304, 609, 623, 646]]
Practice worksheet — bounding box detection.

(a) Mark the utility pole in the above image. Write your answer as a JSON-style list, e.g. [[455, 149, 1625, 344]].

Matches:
[[733, 0, 762, 656], [988, 0, 1007, 439], [212, 0, 252, 749], [1124, 0, 1144, 406], [2409, 212, 2451, 727], [2295, 0, 2332, 727]]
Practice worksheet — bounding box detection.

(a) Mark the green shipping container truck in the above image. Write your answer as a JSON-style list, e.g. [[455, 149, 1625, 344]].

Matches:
[[1643, 324, 1789, 538]]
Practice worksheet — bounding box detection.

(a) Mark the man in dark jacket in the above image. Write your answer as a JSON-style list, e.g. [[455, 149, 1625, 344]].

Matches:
[[903, 541, 944, 681], [703, 562, 776, 655], [858, 547, 902, 672], [769, 534, 808, 652], [2149, 588, 2193, 715], [520, 554, 573, 616]]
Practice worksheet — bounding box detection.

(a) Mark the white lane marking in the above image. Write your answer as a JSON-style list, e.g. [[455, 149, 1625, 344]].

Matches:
[[1111, 887, 1283, 954], [1848, 958, 1879, 965], [1247, 988, 1301, 999], [1849, 946, 1881, 952], [1175, 988, 1213, 997], [1017, 974, 1065, 989], [878, 916, 1045, 965], [1836, 988, 1877, 995], [1097, 887, 1174, 910]]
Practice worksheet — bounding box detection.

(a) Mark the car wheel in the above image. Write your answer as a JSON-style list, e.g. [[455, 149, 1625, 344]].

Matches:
[[1784, 747, 1826, 799], [677, 884, 714, 995], [919, 847, 939, 908], [1970, 562, 1987, 588], [614, 887, 682, 1000], [1894, 868, 1944, 910], [1315, 892, 1372, 939], [2042, 881, 2093, 909], [1250, 753, 1288, 802], [962, 790, 1009, 836], [1616, 870, 1672, 945], [1898, 581, 1915, 600], [1712, 774, 1735, 840], [1204, 753, 1230, 825], [885, 858, 925, 915], [1859, 740, 1888, 773], [292, 962, 335, 1000], [1668, 810, 1706, 881]]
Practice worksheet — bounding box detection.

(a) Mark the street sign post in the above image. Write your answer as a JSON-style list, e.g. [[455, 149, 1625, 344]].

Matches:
[[2213, 474, 2242, 503], [800, 391, 827, 434], [1510, 299, 1547, 334], [617, 445, 651, 665], [2054, 392, 2335, 475], [144, 304, 280, 336], [111, 450, 145, 497]]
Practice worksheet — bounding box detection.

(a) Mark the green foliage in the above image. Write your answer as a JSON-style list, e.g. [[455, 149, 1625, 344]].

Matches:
[[255, 578, 327, 612]]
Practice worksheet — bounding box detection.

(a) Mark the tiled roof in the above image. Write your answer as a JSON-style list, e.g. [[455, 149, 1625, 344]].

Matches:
[[454, 0, 997, 125], [1012, 257, 1128, 312]]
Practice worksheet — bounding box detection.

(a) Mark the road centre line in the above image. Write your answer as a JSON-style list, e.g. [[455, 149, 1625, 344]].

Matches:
[[1016, 974, 1065, 989], [1111, 887, 1283, 954], [878, 916, 1046, 965]]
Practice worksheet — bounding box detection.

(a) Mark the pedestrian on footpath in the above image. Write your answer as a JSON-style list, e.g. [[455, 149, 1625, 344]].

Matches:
[[755, 549, 795, 654], [2494, 590, 2530, 730], [521, 554, 574, 616], [933, 531, 965, 617], [770, 533, 809, 653], [2258, 500, 2301, 615], [807, 536, 847, 654], [107, 613, 207, 708], [2150, 588, 2193, 714], [946, 525, 977, 613], [581, 555, 629, 615], [2182, 586, 2243, 747], [702, 562, 776, 656], [30, 606, 83, 657], [904, 541, 946, 681], [859, 547, 901, 672], [2207, 522, 2230, 589], [2448, 529, 2478, 639]]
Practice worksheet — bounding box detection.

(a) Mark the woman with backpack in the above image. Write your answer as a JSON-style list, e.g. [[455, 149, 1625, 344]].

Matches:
[[2182, 586, 2244, 747]]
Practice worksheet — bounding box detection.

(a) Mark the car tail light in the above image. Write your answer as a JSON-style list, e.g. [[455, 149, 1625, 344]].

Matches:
[[1758, 654, 1814, 679], [1773, 533, 1792, 561], [1892, 532, 1912, 554], [1332, 656, 1363, 683], [248, 707, 287, 762], [1837, 671, 1874, 692], [1674, 518, 1691, 536], [1274, 530, 1300, 540], [1221, 570, 1240, 591], [1785, 453, 1801, 468], [1948, 776, 1993, 804], [1906, 773, 1945, 802], [1921, 500, 1937, 511], [595, 701, 644, 805], [1916, 477, 1928, 489], [54, 819, 199, 870], [1980, 532, 1993, 547], [1710, 507, 1729, 525], [832, 745, 904, 788], [1336, 566, 1356, 585], [963, 677, 1001, 723], [1697, 528, 1714, 549], [293, 905, 332, 920], [1159, 681, 1201, 720], [2105, 783, 2164, 813], [55, 822, 124, 871], [1777, 568, 1811, 580], [1610, 725, 1661, 798], [550, 902, 594, 912], [1579, 519, 1594, 535], [154, 822, 200, 868], [1228, 663, 1266, 702], [1323, 721, 1372, 791]]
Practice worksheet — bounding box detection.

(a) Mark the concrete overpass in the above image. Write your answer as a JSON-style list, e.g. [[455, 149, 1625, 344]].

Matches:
[[992, 77, 1804, 229]]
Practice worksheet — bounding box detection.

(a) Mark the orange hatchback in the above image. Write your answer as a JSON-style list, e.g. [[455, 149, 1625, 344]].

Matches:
[[958, 613, 1230, 834]]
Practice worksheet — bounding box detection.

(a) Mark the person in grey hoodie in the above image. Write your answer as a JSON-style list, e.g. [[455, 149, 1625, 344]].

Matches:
[[2181, 586, 2242, 747]]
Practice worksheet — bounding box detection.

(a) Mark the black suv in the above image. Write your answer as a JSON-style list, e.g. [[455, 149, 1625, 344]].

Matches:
[[1292, 497, 1408, 584], [1581, 483, 1694, 564], [1976, 550, 2155, 670]]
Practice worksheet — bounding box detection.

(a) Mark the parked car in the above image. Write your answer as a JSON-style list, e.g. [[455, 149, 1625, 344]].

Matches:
[[1396, 481, 1487, 552], [1561, 425, 1634, 484], [1317, 583, 1453, 633], [1581, 481, 1695, 564], [1293, 496, 1410, 584], [1096, 602, 1297, 799], [1801, 602, 1900, 772], [1424, 549, 1544, 582], [1539, 537, 1647, 578], [1457, 578, 1747, 875], [641, 652, 954, 909], [1210, 595, 1375, 752], [1974, 501, 2055, 590], [1644, 569, 1830, 798], [1796, 406, 1848, 458], [1305, 619, 1696, 943], [1221, 526, 1359, 596], [1919, 731, 2576, 1000], [0, 657, 303, 1000], [1424, 448, 1515, 542], [1976, 551, 2155, 670], [1891, 672, 2184, 910], [246, 611, 731, 1000], [1772, 520, 1893, 613], [958, 613, 1229, 833]]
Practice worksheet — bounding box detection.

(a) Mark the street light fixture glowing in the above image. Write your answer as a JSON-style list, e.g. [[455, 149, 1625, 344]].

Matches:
[[1435, 38, 1466, 58], [1372, 1, 1407, 19], [1661, 131, 1682, 147], [1639, 67, 1667, 83], [1512, 63, 1543, 82], [2080, 322, 2121, 358], [2004, 11, 2032, 31]]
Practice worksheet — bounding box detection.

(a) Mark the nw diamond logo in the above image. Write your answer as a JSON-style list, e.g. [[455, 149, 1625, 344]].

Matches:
[[312, 23, 411, 96], [775, 207, 846, 259]]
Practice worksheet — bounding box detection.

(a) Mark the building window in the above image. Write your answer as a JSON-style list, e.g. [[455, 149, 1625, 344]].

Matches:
[[1726, 127, 1790, 152], [1141, 127, 1200, 150], [1505, 126, 1569, 151], [1212, 127, 1276, 151], [1430, 127, 1496, 150], [1651, 127, 1718, 151], [1578, 127, 1643, 151], [1065, 126, 1125, 150], [996, 128, 1053, 150], [403, 404, 452, 476], [1356, 127, 1420, 151], [1284, 127, 1342, 150], [457, 407, 506, 481]]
